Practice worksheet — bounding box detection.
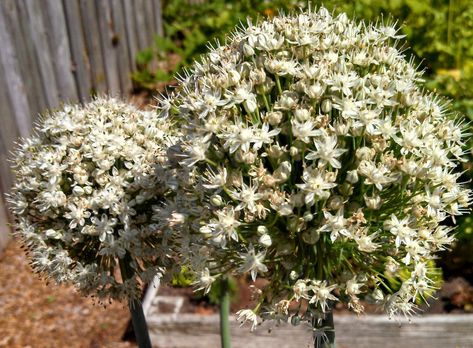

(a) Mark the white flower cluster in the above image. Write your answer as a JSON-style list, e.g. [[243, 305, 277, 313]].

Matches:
[[8, 97, 180, 301], [163, 7, 472, 324]]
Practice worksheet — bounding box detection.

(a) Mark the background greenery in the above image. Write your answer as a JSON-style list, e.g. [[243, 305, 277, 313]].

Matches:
[[133, 0, 473, 283]]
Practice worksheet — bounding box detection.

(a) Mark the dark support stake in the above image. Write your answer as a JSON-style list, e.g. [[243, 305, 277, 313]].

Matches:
[[120, 253, 152, 348], [219, 277, 231, 348], [129, 299, 152, 348]]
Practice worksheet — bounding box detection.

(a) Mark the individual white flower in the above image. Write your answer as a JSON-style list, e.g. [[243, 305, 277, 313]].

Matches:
[[305, 135, 347, 169], [384, 215, 416, 248], [193, 268, 216, 294], [236, 309, 259, 331], [296, 168, 337, 205], [346, 276, 363, 297], [229, 181, 264, 213], [319, 209, 349, 242], [358, 160, 396, 190], [309, 281, 338, 312], [238, 245, 268, 281], [203, 206, 242, 245], [293, 279, 310, 301]]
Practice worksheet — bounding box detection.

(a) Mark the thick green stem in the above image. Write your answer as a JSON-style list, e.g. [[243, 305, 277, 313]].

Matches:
[[312, 310, 335, 348], [120, 254, 152, 348], [219, 277, 232, 348]]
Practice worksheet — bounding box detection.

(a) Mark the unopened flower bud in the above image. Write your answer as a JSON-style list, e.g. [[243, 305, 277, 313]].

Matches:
[[294, 108, 310, 122], [210, 194, 223, 207], [321, 99, 332, 113], [257, 225, 268, 235], [346, 170, 359, 184], [266, 111, 283, 126], [302, 229, 320, 244], [306, 83, 325, 99], [243, 43, 255, 56], [274, 161, 291, 183], [276, 241, 294, 256], [250, 69, 266, 84], [267, 144, 285, 159], [289, 270, 299, 280], [228, 70, 241, 85], [372, 289, 384, 301], [72, 185, 85, 196], [278, 203, 293, 216], [278, 92, 298, 110], [333, 121, 350, 136], [289, 146, 299, 158], [259, 234, 272, 247], [356, 147, 375, 160], [327, 195, 344, 210], [340, 182, 354, 196], [303, 211, 313, 222], [364, 194, 382, 210]]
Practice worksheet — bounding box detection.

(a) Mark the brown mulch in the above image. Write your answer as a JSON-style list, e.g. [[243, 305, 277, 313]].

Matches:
[[0, 240, 135, 348]]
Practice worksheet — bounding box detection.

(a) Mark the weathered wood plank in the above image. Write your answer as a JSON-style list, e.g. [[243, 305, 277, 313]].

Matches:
[[0, 192, 11, 255], [2, 0, 42, 126], [134, 0, 148, 51], [147, 313, 473, 348], [152, 0, 164, 36], [63, 0, 93, 102], [14, 0, 48, 122], [0, 26, 16, 258], [143, 0, 155, 45], [79, 0, 107, 94], [122, 0, 139, 72], [24, 0, 60, 108], [0, 1, 32, 138], [111, 0, 133, 94], [43, 0, 78, 103], [0, 43, 20, 194], [96, 0, 121, 95]]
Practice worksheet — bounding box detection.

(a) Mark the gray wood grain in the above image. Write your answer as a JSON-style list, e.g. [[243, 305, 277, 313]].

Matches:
[[153, 0, 164, 36], [0, 1, 32, 138], [147, 313, 473, 348], [122, 0, 139, 72], [0, 44, 20, 194], [111, 0, 133, 94], [63, 0, 93, 102], [44, 0, 78, 103], [79, 0, 107, 94], [0, 193, 11, 254], [2, 0, 43, 125], [24, 0, 60, 108], [14, 0, 48, 121], [134, 0, 148, 51], [143, 0, 155, 45], [96, 0, 121, 95], [0, 0, 165, 234]]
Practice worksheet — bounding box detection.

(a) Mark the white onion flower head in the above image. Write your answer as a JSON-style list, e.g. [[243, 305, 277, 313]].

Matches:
[[8, 97, 181, 302], [163, 7, 472, 325]]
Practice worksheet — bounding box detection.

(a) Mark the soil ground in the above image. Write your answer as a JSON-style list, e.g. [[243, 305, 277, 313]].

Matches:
[[0, 240, 136, 348]]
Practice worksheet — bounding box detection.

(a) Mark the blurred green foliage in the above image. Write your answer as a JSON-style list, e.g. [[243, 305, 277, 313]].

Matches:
[[133, 0, 473, 241], [171, 265, 195, 287], [385, 260, 443, 304]]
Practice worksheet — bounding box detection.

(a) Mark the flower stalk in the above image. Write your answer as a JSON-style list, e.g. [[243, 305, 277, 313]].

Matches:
[[219, 276, 232, 348]]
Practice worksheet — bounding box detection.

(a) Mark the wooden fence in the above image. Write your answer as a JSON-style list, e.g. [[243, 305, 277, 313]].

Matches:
[[0, 0, 164, 252]]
